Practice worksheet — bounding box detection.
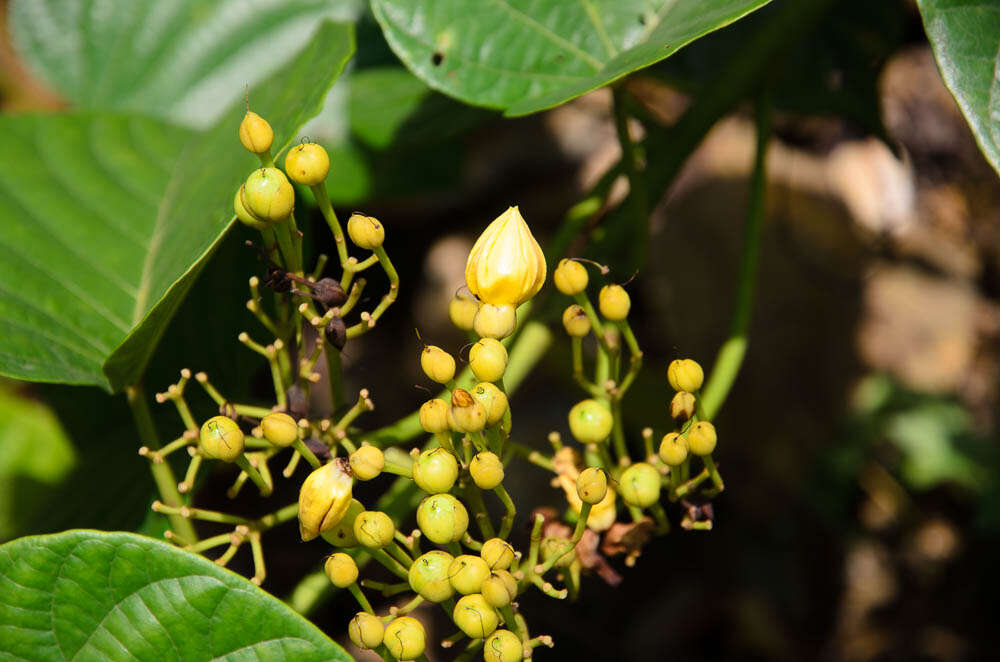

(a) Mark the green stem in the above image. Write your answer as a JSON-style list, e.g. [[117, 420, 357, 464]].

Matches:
[[311, 184, 350, 267], [699, 90, 771, 421], [126, 384, 197, 543], [235, 454, 272, 496]]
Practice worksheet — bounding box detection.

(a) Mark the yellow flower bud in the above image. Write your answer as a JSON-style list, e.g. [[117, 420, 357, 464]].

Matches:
[[470, 451, 504, 490], [261, 412, 298, 447], [348, 612, 384, 650], [234, 185, 268, 230], [242, 167, 294, 223], [199, 416, 245, 462], [346, 213, 385, 250], [349, 445, 384, 481], [561, 304, 591, 337], [238, 111, 273, 155], [598, 284, 631, 321], [485, 629, 523, 662], [670, 391, 696, 421], [481, 574, 512, 608], [687, 421, 717, 456], [284, 142, 330, 186], [480, 538, 515, 570], [668, 358, 704, 392], [469, 338, 508, 383], [470, 382, 508, 426], [383, 617, 425, 660], [553, 258, 588, 295], [419, 398, 451, 434], [474, 303, 517, 339], [618, 462, 661, 508], [576, 467, 608, 505], [450, 388, 486, 433], [324, 552, 358, 588], [420, 345, 455, 384], [449, 289, 480, 330], [658, 432, 688, 466], [353, 510, 395, 549], [453, 594, 499, 639], [465, 206, 546, 307], [298, 460, 354, 541]]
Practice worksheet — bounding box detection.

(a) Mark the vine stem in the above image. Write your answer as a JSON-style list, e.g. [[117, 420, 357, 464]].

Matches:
[[126, 383, 198, 543], [699, 89, 771, 422]]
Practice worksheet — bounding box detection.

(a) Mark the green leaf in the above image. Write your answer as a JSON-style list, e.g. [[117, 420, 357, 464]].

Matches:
[[918, 0, 1000, 177], [9, 0, 363, 129], [0, 22, 355, 391], [370, 0, 771, 116], [0, 530, 354, 661]]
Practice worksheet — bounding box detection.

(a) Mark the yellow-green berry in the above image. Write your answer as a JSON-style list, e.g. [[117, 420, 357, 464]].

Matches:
[[412, 447, 459, 494], [453, 594, 499, 639], [421, 345, 456, 384], [576, 467, 608, 505], [348, 612, 384, 650], [668, 358, 704, 392], [449, 290, 479, 330], [408, 550, 455, 602], [568, 399, 613, 444], [473, 303, 517, 339], [234, 185, 268, 229], [346, 213, 385, 250], [449, 554, 491, 595], [470, 452, 504, 490], [261, 411, 298, 447], [324, 552, 358, 588], [598, 284, 631, 321], [199, 415, 245, 462], [383, 617, 425, 660], [562, 304, 591, 337], [284, 142, 329, 186], [658, 432, 688, 466], [553, 258, 589, 295], [238, 111, 273, 155], [349, 445, 384, 481], [321, 498, 364, 547], [450, 388, 486, 433], [670, 391, 696, 421], [481, 574, 511, 608], [493, 569, 518, 600], [242, 167, 294, 223], [618, 462, 661, 508], [470, 383, 509, 426], [298, 460, 354, 541], [419, 398, 451, 434], [353, 510, 395, 549], [480, 538, 515, 570], [469, 338, 508, 382], [416, 494, 468, 544], [687, 421, 717, 456], [484, 629, 523, 662]]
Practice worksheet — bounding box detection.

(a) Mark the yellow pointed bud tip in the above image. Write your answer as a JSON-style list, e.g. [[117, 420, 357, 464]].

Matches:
[[347, 213, 385, 250], [298, 460, 354, 541], [465, 206, 547, 307], [239, 111, 274, 155], [284, 142, 330, 186]]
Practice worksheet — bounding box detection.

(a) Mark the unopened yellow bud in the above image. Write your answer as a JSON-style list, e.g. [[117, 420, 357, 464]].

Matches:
[[353, 510, 395, 549], [238, 111, 273, 155], [199, 416, 244, 462], [658, 432, 688, 466], [618, 462, 661, 508], [473, 303, 517, 339], [469, 338, 508, 382], [687, 421, 717, 456], [449, 290, 479, 330], [234, 185, 268, 230], [670, 391, 696, 421], [383, 617, 425, 660], [562, 304, 591, 337], [576, 467, 608, 505], [485, 629, 523, 662], [420, 345, 456, 384], [470, 451, 504, 490], [668, 358, 704, 392], [298, 460, 354, 541], [419, 398, 451, 434], [242, 168, 294, 223], [465, 206, 546, 306], [553, 258, 588, 295], [324, 552, 358, 588], [348, 612, 384, 650], [284, 142, 330, 186], [598, 284, 631, 321], [261, 412, 298, 447], [349, 445, 384, 481], [450, 388, 486, 433], [470, 382, 508, 426], [346, 213, 385, 250], [480, 538, 515, 570]]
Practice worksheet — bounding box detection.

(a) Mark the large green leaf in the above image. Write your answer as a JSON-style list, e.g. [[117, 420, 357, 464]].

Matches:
[[0, 22, 355, 391], [9, 0, 363, 129], [0, 530, 353, 661], [369, 0, 770, 116], [918, 0, 1000, 177]]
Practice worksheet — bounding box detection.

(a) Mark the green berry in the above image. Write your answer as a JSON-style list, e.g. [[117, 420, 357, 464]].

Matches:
[[668, 358, 704, 392], [284, 142, 329, 186], [416, 494, 469, 544], [567, 399, 613, 444], [353, 510, 395, 549], [260, 412, 298, 447], [321, 498, 364, 547], [324, 552, 358, 588], [481, 574, 511, 608], [670, 391, 696, 421], [553, 258, 588, 296], [561, 304, 591, 337], [347, 213, 385, 250], [234, 185, 268, 229], [471, 383, 508, 426], [452, 594, 499, 639], [408, 550, 455, 603], [450, 388, 487, 433], [421, 345, 456, 384], [412, 447, 459, 494], [687, 421, 717, 456], [383, 617, 425, 660], [199, 415, 245, 462], [473, 303, 516, 339], [484, 629, 524, 662], [598, 284, 630, 321], [540, 537, 575, 568], [470, 452, 505, 490], [449, 555, 491, 595], [238, 111, 273, 155], [242, 167, 294, 223], [469, 338, 508, 382], [349, 445, 384, 481], [618, 462, 661, 508], [480, 538, 515, 570], [658, 432, 688, 466], [419, 398, 451, 434], [348, 612, 384, 650], [576, 467, 608, 505]]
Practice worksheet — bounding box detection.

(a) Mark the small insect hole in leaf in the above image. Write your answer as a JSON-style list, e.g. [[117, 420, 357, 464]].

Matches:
[[432, 51, 444, 66]]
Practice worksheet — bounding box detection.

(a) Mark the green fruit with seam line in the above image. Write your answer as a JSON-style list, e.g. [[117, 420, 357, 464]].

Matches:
[[567, 399, 613, 444], [412, 447, 459, 494], [408, 550, 455, 602], [416, 494, 468, 544]]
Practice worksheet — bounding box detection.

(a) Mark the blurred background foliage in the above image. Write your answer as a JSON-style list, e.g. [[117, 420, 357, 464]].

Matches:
[[2, 0, 1000, 659]]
